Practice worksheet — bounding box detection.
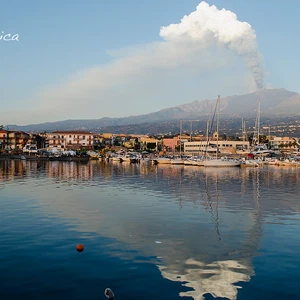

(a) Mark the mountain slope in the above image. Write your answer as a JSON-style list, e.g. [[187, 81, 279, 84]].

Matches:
[[6, 88, 299, 132]]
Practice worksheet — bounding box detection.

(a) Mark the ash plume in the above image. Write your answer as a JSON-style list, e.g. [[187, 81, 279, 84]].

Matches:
[[160, 1, 264, 89]]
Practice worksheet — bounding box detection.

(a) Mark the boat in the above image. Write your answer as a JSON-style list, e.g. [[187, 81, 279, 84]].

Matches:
[[23, 144, 38, 154], [240, 159, 260, 167], [152, 157, 172, 164], [171, 158, 185, 165], [86, 150, 99, 159], [111, 154, 122, 162], [203, 157, 241, 167]]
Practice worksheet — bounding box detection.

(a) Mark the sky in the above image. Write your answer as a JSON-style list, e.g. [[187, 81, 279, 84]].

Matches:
[[1, 0, 299, 125]]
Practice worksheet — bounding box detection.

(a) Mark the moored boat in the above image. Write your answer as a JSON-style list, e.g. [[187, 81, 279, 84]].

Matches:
[[203, 158, 241, 167]]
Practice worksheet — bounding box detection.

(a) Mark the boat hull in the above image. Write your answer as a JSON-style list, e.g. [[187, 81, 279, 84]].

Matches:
[[203, 159, 241, 167]]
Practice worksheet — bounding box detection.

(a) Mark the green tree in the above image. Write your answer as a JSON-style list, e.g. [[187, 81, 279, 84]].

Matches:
[[113, 140, 120, 146], [146, 142, 156, 150]]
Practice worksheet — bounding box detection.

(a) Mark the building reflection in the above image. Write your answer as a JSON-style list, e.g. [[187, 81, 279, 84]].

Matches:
[[1, 160, 299, 213], [0, 160, 93, 181]]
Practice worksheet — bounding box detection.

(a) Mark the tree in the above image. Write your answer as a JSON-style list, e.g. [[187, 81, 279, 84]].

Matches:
[[146, 142, 156, 151], [113, 140, 120, 146]]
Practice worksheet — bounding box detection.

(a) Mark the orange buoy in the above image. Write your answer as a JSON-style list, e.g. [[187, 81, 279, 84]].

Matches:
[[76, 244, 84, 252]]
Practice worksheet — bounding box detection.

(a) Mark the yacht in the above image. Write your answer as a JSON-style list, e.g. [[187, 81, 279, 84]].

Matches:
[[203, 96, 241, 167]]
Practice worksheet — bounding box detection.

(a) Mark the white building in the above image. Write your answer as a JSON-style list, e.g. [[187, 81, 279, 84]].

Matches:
[[269, 136, 299, 150], [184, 140, 250, 155]]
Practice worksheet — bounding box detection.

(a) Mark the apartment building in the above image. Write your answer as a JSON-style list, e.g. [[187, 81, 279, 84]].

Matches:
[[46, 131, 94, 150], [0, 130, 7, 150], [269, 136, 299, 150], [0, 130, 30, 150]]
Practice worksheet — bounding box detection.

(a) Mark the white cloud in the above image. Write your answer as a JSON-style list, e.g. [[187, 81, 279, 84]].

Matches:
[[15, 1, 262, 124]]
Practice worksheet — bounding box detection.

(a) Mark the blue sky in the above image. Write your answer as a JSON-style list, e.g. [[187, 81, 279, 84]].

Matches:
[[1, 0, 299, 125]]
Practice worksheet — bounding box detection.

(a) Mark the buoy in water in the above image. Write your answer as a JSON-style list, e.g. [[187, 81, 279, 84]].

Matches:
[[104, 288, 114, 299], [76, 244, 84, 252]]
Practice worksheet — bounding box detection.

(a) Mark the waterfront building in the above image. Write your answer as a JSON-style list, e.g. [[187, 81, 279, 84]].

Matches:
[[184, 140, 250, 155], [269, 136, 299, 151], [0, 130, 30, 150], [46, 131, 94, 150], [0, 130, 7, 150]]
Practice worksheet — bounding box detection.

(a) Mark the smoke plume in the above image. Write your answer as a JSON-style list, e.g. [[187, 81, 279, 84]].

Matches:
[[160, 1, 264, 89]]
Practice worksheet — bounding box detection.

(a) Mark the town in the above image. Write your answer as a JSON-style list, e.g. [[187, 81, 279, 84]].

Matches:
[[0, 126, 299, 160]]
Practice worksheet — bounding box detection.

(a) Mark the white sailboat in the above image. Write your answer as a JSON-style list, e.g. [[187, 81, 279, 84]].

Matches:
[[251, 98, 273, 156], [171, 119, 185, 165], [203, 95, 241, 167]]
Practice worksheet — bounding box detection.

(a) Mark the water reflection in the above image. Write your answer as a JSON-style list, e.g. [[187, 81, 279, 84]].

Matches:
[[1, 160, 300, 299], [156, 167, 263, 300], [159, 259, 251, 300]]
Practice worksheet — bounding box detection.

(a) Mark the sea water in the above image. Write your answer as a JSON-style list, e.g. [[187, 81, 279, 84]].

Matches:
[[0, 160, 300, 300]]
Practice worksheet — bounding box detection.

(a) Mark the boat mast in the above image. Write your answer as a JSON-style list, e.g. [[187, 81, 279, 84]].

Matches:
[[179, 119, 182, 157], [242, 118, 246, 150], [268, 126, 271, 149], [216, 95, 220, 160], [242, 118, 244, 150], [253, 98, 261, 147], [257, 99, 260, 145]]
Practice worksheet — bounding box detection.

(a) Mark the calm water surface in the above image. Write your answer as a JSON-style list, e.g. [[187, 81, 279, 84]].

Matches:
[[0, 160, 300, 300]]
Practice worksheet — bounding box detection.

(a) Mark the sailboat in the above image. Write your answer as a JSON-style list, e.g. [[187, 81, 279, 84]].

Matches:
[[171, 119, 185, 165], [251, 98, 273, 156], [236, 118, 250, 155], [203, 96, 241, 167]]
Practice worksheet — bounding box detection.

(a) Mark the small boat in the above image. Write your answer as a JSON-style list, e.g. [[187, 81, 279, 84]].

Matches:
[[240, 160, 260, 167], [152, 157, 172, 164]]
